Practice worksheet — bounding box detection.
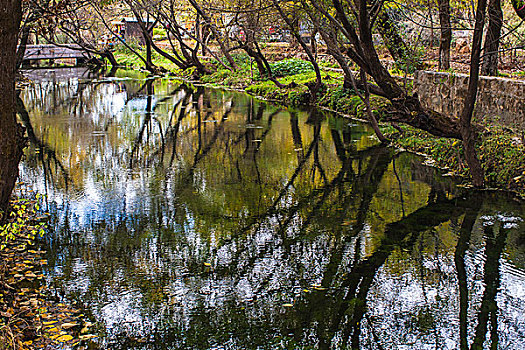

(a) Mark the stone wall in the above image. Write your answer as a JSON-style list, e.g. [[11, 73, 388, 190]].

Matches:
[[414, 70, 525, 129]]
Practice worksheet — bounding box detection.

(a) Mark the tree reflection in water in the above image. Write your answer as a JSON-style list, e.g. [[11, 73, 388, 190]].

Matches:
[[18, 70, 525, 349]]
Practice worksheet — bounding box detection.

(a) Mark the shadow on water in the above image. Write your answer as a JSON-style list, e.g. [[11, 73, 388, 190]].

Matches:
[[17, 69, 525, 349]]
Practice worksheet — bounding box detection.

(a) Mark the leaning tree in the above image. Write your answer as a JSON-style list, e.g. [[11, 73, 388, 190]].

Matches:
[[282, 0, 489, 186]]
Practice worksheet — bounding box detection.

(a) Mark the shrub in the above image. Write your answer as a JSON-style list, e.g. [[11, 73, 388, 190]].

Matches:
[[1, 194, 46, 250], [270, 59, 313, 77]]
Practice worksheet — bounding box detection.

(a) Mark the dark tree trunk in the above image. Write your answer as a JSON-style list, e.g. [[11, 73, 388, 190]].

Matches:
[[437, 0, 452, 70], [140, 19, 155, 73], [289, 10, 300, 49], [460, 0, 488, 188], [481, 0, 502, 76], [15, 23, 30, 69], [102, 49, 119, 67], [145, 35, 153, 70], [273, 0, 323, 100], [0, 0, 25, 217]]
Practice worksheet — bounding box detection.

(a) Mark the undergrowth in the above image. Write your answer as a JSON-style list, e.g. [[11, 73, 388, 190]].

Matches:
[[386, 126, 525, 195]]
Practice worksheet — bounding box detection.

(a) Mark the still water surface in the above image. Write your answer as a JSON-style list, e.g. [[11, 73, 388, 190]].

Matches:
[[18, 69, 525, 349]]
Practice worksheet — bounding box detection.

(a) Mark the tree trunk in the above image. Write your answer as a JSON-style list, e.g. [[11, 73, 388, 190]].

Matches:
[[460, 0, 488, 188], [273, 0, 323, 100], [187, 0, 238, 70], [141, 20, 155, 73], [0, 0, 25, 217], [437, 0, 452, 70], [16, 23, 30, 69], [481, 0, 502, 76], [102, 49, 119, 67]]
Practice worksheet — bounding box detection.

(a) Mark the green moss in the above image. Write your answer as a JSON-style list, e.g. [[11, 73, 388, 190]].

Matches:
[[246, 81, 311, 105]]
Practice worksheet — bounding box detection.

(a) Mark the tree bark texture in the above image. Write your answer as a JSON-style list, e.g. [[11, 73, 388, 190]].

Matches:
[[460, 0, 488, 187], [437, 0, 452, 70], [481, 0, 503, 76], [0, 0, 25, 215], [15, 23, 29, 69]]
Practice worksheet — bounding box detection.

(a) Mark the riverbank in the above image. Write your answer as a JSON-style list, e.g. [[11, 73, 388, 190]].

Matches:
[[109, 50, 523, 196], [0, 185, 96, 349]]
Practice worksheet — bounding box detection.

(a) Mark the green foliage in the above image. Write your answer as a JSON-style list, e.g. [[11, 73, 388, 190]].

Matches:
[[0, 194, 46, 250], [112, 44, 183, 73], [200, 69, 231, 83], [153, 28, 167, 40], [479, 132, 525, 190], [512, 0, 525, 19], [269, 59, 314, 77], [210, 52, 252, 69], [246, 80, 310, 105], [391, 45, 425, 74], [319, 86, 356, 110]]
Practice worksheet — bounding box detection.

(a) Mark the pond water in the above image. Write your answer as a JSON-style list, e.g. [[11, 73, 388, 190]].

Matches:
[[18, 69, 525, 349]]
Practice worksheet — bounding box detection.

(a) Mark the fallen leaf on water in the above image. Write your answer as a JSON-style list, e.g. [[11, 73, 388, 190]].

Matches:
[[79, 334, 98, 340], [55, 334, 73, 342], [1, 310, 13, 318], [61, 322, 78, 329]]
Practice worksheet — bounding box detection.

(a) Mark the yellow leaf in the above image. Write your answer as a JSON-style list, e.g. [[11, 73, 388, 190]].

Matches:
[[61, 322, 78, 329], [282, 303, 294, 307], [79, 334, 98, 340], [55, 334, 73, 342]]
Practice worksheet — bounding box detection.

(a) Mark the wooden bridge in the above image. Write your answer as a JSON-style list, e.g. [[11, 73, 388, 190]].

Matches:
[[22, 44, 91, 65]]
